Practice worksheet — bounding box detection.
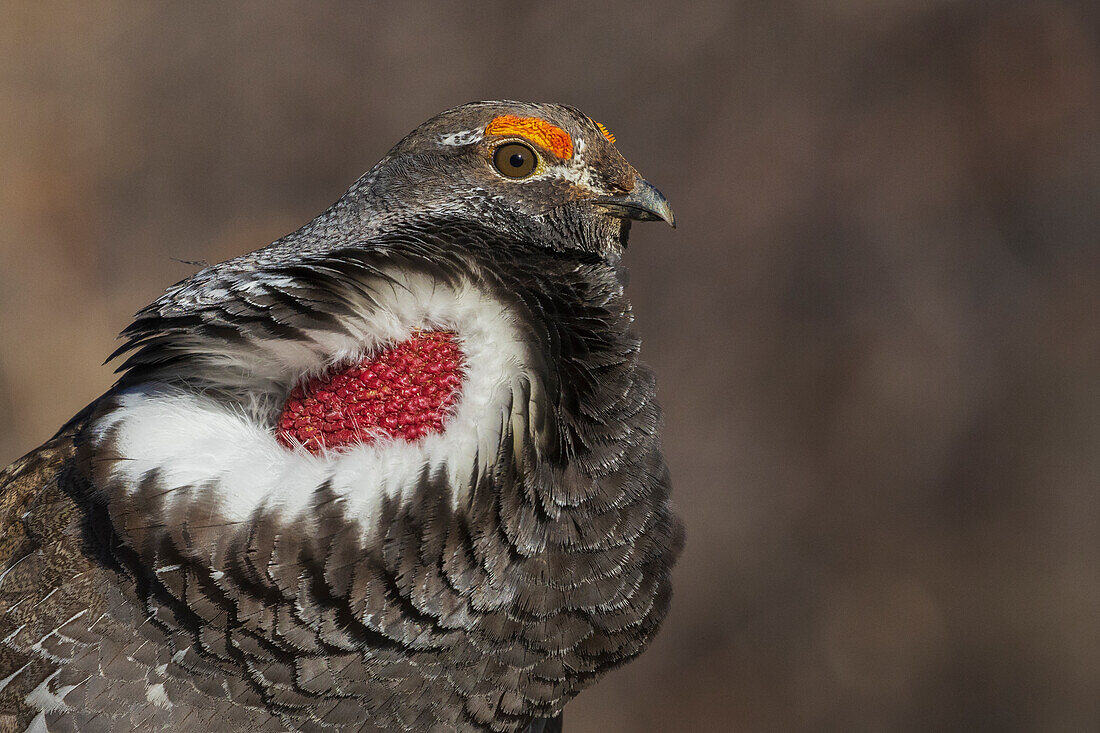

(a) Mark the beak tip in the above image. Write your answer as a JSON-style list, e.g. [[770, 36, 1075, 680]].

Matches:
[[594, 178, 676, 229]]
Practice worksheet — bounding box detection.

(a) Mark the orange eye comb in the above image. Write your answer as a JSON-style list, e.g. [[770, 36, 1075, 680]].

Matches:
[[595, 122, 616, 144], [485, 115, 574, 159]]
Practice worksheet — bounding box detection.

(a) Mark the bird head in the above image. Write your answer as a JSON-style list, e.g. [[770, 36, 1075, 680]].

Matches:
[[353, 100, 674, 259]]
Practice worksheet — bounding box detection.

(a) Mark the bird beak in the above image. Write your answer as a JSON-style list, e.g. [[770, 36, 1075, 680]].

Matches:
[[594, 178, 676, 228]]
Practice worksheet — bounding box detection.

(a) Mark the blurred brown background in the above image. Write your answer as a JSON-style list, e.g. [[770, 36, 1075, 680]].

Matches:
[[2, 2, 1099, 730]]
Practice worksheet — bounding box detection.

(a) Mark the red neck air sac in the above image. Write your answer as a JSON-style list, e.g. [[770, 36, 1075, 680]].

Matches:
[[276, 330, 466, 453]]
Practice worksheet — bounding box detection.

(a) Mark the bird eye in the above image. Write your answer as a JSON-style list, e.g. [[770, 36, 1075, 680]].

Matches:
[[493, 142, 538, 179]]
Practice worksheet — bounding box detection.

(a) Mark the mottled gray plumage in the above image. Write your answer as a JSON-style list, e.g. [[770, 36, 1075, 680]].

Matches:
[[0, 101, 682, 732]]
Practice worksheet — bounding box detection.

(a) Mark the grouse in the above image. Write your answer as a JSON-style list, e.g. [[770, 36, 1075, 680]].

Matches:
[[0, 101, 683, 732]]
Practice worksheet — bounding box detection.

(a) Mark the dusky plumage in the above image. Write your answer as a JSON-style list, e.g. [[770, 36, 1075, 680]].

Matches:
[[0, 101, 683, 732]]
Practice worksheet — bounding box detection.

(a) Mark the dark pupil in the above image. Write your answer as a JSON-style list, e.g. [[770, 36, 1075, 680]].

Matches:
[[509, 152, 526, 169]]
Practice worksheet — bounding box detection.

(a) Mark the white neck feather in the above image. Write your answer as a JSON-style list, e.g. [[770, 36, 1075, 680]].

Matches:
[[88, 269, 536, 533]]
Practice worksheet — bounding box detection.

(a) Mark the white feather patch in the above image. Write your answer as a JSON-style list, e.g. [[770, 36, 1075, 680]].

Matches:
[[437, 129, 483, 147], [89, 271, 534, 533], [24, 669, 75, 713], [530, 137, 599, 190], [0, 662, 29, 694], [144, 682, 171, 709]]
